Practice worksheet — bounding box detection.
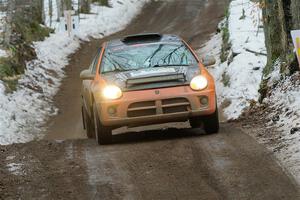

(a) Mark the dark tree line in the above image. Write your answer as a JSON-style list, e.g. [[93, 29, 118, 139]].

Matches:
[[262, 0, 300, 75], [259, 0, 300, 101]]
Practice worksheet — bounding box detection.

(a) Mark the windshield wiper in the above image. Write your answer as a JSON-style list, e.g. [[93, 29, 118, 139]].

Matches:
[[102, 68, 137, 74], [151, 64, 191, 68]]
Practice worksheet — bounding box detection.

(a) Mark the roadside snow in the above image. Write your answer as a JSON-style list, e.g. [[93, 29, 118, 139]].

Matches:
[[264, 73, 300, 183], [0, 49, 7, 57], [0, 0, 148, 145], [198, 0, 267, 120], [198, 0, 300, 185]]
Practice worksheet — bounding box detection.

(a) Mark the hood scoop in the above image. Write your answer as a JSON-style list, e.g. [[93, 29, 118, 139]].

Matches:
[[102, 65, 199, 91], [126, 73, 186, 88]]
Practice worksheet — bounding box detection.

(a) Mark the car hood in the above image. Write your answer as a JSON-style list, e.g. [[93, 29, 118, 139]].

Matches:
[[101, 65, 200, 91]]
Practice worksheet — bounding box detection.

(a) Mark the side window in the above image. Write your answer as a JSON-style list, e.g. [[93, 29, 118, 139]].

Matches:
[[89, 57, 96, 72], [90, 48, 102, 74]]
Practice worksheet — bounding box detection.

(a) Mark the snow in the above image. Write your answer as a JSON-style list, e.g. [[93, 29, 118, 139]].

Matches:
[[0, 0, 148, 145], [0, 48, 7, 57], [198, 0, 267, 120], [266, 59, 281, 87], [6, 162, 24, 176], [263, 73, 300, 183], [198, 0, 300, 184]]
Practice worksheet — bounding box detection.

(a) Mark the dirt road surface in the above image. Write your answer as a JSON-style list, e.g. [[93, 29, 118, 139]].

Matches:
[[1, 124, 300, 199], [1, 0, 300, 199]]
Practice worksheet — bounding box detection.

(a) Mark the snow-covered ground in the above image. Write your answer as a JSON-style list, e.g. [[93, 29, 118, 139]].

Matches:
[[263, 70, 300, 184], [199, 0, 300, 184], [198, 0, 267, 120], [0, 0, 148, 145]]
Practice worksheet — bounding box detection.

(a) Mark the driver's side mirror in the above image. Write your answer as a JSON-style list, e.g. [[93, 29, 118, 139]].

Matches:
[[80, 70, 95, 80], [201, 55, 216, 66]]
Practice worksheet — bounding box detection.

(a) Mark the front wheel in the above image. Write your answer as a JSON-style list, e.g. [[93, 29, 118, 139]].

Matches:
[[93, 103, 113, 145], [202, 107, 219, 134], [189, 116, 202, 128], [82, 105, 95, 138], [190, 107, 219, 134]]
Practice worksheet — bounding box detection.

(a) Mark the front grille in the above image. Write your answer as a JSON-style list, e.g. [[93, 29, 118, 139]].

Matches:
[[162, 97, 189, 106], [127, 98, 190, 118], [127, 101, 156, 117], [128, 101, 155, 109], [127, 109, 157, 118], [163, 106, 188, 114], [162, 98, 190, 114]]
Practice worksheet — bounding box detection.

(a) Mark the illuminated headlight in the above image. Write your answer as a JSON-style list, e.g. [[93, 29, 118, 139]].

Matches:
[[190, 75, 208, 91], [102, 85, 122, 100]]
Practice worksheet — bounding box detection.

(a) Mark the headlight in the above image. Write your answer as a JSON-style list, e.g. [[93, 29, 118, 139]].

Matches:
[[102, 85, 122, 100], [190, 75, 208, 90]]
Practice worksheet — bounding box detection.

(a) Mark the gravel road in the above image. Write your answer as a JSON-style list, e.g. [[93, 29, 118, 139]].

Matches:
[[1, 0, 299, 199]]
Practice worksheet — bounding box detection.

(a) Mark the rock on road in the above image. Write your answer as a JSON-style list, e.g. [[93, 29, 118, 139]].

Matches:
[[0, 0, 299, 199]]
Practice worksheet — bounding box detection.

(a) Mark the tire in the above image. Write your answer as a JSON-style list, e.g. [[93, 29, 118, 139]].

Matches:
[[93, 103, 112, 145], [190, 116, 202, 129], [190, 107, 219, 134], [202, 107, 219, 134], [82, 105, 95, 138]]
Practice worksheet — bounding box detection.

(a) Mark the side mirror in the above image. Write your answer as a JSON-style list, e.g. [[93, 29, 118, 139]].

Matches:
[[201, 55, 216, 66], [80, 70, 95, 80]]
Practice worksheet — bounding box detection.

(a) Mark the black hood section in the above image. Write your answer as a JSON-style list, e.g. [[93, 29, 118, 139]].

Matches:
[[102, 65, 200, 91]]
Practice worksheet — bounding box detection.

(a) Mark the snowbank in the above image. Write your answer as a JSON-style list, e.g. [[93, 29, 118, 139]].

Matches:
[[264, 72, 300, 183], [0, 49, 7, 57], [0, 0, 148, 145], [198, 0, 300, 185], [198, 0, 267, 120]]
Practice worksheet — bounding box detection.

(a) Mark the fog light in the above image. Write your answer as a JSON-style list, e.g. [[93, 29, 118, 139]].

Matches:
[[108, 106, 117, 115], [200, 96, 209, 106]]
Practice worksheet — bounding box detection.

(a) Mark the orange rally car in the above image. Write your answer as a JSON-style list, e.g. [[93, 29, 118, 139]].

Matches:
[[80, 33, 219, 145]]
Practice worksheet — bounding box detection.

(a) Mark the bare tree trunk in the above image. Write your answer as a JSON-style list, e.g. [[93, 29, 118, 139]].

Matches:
[[56, 0, 60, 21], [49, 0, 53, 27], [63, 0, 72, 11], [262, 0, 287, 68], [3, 0, 15, 46], [80, 0, 90, 13], [291, 0, 300, 29], [38, 0, 46, 24]]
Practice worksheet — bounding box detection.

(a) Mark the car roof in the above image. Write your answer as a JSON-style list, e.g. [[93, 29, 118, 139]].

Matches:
[[106, 33, 183, 49]]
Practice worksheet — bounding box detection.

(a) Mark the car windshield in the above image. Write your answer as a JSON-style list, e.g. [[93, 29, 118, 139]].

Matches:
[[100, 42, 198, 73]]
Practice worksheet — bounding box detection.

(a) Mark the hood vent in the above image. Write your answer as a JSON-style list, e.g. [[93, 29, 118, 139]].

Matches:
[[126, 73, 186, 88]]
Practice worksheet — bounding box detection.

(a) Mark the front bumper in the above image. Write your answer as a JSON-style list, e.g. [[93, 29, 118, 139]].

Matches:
[[96, 85, 216, 127]]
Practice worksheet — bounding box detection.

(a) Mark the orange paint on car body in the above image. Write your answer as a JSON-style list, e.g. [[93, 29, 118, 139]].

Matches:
[[81, 33, 219, 144]]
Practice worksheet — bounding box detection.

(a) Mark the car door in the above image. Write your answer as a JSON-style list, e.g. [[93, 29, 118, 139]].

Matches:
[[82, 48, 102, 117]]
